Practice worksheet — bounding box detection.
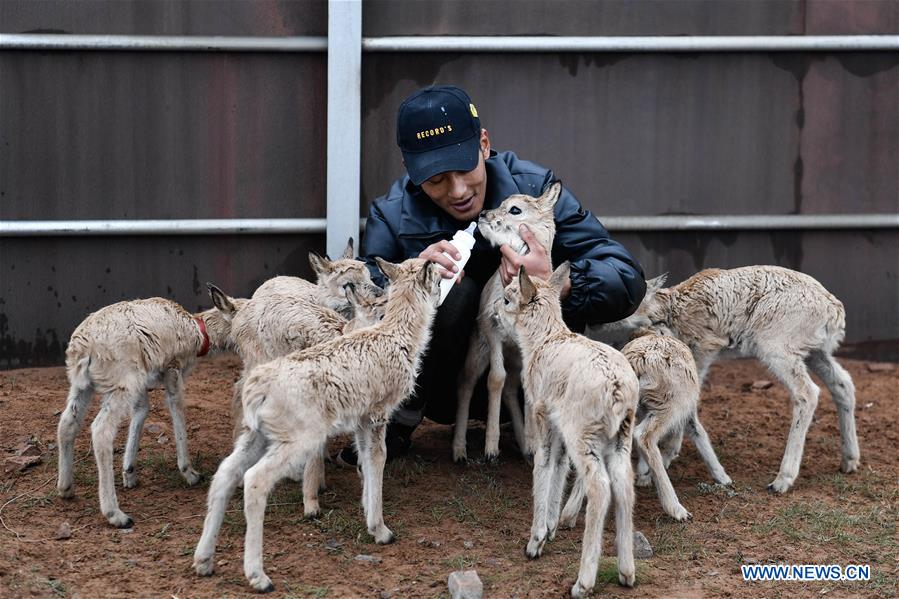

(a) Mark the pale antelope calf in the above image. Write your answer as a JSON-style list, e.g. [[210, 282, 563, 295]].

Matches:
[[228, 280, 385, 517], [57, 286, 244, 527], [453, 182, 561, 463], [253, 238, 375, 319], [613, 266, 859, 493], [193, 258, 441, 592], [560, 330, 731, 524], [496, 263, 638, 598]]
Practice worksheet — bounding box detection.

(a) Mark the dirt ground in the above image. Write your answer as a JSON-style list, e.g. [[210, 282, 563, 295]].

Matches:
[[1, 354, 896, 598]]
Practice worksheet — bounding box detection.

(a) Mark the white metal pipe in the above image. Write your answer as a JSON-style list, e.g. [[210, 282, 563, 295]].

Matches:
[[363, 35, 899, 53], [2, 34, 897, 53], [0, 218, 328, 236], [326, 0, 362, 258], [0, 33, 327, 52], [2, 215, 897, 237], [600, 214, 899, 231]]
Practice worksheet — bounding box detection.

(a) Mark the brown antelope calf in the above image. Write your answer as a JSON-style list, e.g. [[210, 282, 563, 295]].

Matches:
[[561, 329, 731, 524], [453, 182, 561, 463], [610, 266, 859, 493], [193, 258, 441, 592], [496, 263, 638, 599], [57, 286, 244, 527]]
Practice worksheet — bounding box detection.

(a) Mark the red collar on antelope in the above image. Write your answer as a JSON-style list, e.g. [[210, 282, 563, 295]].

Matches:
[[195, 317, 210, 357]]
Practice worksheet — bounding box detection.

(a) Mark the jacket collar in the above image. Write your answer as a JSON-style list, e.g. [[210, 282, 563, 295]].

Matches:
[[398, 150, 519, 239]]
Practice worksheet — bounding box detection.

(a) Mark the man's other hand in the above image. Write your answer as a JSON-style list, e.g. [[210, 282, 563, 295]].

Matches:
[[419, 240, 462, 280], [499, 225, 552, 286]]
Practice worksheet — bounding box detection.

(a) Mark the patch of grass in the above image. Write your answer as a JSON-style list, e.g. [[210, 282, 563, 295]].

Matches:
[[652, 518, 700, 559], [310, 509, 369, 544], [139, 451, 185, 487], [385, 454, 428, 487], [753, 501, 897, 550], [281, 581, 331, 598], [441, 555, 475, 571], [45, 578, 66, 598], [816, 470, 899, 503]]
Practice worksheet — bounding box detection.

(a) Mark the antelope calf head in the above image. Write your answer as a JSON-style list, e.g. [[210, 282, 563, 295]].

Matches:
[[308, 237, 380, 317], [478, 181, 562, 254]]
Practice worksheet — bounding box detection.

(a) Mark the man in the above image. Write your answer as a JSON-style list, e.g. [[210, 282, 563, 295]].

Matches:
[[339, 85, 645, 465]]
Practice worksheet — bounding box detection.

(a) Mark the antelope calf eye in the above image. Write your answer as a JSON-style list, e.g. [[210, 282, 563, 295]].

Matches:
[[509, 206, 521, 215]]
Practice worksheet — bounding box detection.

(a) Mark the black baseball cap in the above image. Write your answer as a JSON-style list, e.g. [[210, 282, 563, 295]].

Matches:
[[396, 85, 482, 186]]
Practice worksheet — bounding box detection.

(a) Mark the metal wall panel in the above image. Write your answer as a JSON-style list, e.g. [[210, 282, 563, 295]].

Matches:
[[360, 52, 898, 216], [0, 52, 327, 219], [362, 0, 805, 36], [0, 234, 325, 368], [0, 0, 327, 36], [1, 1, 897, 366]]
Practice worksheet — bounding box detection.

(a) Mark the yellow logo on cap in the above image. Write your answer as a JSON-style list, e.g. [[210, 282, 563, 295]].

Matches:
[[416, 124, 453, 140], [469, 103, 478, 118]]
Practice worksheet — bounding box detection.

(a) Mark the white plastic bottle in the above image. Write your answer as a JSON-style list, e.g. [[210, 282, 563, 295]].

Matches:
[[437, 222, 477, 306]]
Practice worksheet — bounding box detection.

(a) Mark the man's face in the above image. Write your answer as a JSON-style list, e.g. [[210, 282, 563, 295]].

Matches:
[[419, 129, 491, 223]]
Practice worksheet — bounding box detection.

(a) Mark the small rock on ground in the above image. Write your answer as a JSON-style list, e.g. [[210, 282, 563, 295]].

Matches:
[[55, 521, 72, 540], [448, 570, 483, 599], [633, 531, 653, 559], [354, 554, 381, 564]]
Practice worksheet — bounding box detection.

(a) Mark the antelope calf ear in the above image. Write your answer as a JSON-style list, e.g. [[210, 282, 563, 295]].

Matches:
[[374, 257, 400, 283], [308, 252, 332, 276], [539, 181, 563, 212], [518, 266, 538, 304], [646, 273, 668, 295], [341, 237, 355, 260], [207, 283, 237, 317], [549, 261, 571, 293]]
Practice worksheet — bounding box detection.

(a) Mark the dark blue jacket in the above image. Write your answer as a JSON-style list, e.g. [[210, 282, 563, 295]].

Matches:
[[361, 150, 646, 329]]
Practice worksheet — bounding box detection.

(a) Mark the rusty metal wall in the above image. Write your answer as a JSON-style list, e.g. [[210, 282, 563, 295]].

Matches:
[[2, 0, 898, 367]]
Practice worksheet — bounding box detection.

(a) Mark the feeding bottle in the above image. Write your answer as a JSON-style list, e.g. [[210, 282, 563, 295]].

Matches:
[[437, 222, 477, 306]]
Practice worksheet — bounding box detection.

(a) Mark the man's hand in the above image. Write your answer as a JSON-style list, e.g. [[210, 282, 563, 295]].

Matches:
[[500, 225, 571, 298], [499, 225, 552, 286], [419, 240, 464, 281]]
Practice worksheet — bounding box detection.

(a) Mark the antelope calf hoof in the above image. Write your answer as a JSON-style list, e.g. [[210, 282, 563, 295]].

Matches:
[[766, 478, 792, 494], [570, 581, 591, 598], [108, 511, 134, 529], [841, 458, 860, 474], [668, 505, 692, 522], [715, 474, 733, 486], [484, 452, 500, 465], [525, 538, 545, 560], [303, 505, 321, 519], [452, 449, 468, 465], [193, 555, 215, 576], [372, 528, 395, 545], [559, 515, 577, 530], [57, 485, 75, 500], [619, 569, 636, 587], [247, 572, 274, 593], [635, 474, 652, 487], [123, 470, 139, 489], [182, 467, 202, 486]]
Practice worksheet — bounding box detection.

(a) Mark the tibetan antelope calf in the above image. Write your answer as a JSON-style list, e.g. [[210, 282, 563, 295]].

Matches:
[[497, 263, 638, 599], [57, 286, 244, 527], [228, 279, 385, 517], [614, 266, 859, 493], [193, 258, 441, 592], [453, 182, 561, 463], [561, 330, 731, 524], [253, 238, 376, 319]]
